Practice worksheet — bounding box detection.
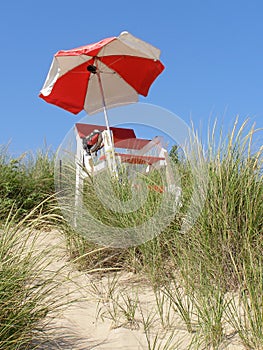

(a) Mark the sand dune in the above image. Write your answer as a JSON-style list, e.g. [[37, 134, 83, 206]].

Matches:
[[36, 230, 245, 350]]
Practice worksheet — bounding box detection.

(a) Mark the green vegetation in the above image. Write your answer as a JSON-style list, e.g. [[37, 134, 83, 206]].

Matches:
[[64, 118, 263, 349], [0, 205, 70, 349], [0, 148, 72, 349], [0, 146, 55, 222], [0, 118, 262, 349]]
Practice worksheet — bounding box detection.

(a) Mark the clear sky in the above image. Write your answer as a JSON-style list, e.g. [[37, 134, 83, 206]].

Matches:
[[0, 0, 262, 155]]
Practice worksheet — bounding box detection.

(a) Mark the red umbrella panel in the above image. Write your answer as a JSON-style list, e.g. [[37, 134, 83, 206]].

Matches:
[[39, 31, 165, 117]]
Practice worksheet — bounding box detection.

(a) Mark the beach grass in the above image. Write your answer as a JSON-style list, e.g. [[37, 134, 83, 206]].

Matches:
[[0, 146, 55, 223], [1, 117, 262, 349], [0, 202, 72, 349], [63, 118, 262, 349]]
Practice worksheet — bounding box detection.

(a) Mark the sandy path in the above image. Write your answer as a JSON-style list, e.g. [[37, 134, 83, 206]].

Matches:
[[35, 230, 245, 350]]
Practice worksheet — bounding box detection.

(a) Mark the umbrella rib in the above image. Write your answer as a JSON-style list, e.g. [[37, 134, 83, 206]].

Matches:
[[98, 55, 125, 70], [69, 56, 126, 74], [96, 60, 128, 85]]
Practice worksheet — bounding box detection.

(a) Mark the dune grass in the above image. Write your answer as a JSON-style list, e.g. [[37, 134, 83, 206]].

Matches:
[[0, 146, 78, 348], [1, 118, 262, 349], [0, 146, 55, 223], [0, 202, 72, 349], [62, 118, 263, 349]]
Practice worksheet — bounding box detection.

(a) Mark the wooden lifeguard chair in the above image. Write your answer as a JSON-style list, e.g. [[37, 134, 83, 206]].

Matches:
[[73, 123, 181, 215], [75, 123, 169, 173]]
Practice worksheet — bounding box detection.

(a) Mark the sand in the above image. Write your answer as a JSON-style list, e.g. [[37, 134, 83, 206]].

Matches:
[[34, 230, 245, 350]]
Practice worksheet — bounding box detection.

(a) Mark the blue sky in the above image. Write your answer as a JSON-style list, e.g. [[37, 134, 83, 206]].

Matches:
[[0, 0, 262, 155]]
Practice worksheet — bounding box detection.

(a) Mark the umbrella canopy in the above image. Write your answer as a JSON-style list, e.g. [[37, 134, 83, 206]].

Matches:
[[39, 31, 165, 117]]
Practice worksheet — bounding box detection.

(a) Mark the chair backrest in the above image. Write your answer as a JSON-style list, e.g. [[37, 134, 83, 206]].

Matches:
[[75, 123, 152, 150]]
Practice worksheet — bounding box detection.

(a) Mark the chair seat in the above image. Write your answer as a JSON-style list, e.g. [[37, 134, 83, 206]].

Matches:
[[100, 153, 165, 165]]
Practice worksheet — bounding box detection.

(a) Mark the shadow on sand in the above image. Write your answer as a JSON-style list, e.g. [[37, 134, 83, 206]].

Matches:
[[30, 334, 103, 350]]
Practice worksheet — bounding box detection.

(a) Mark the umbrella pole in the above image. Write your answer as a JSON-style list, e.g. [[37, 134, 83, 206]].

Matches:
[[97, 71, 111, 134], [97, 71, 118, 176]]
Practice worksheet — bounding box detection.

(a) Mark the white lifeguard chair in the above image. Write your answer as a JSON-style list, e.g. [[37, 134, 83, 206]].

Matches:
[[74, 123, 181, 215]]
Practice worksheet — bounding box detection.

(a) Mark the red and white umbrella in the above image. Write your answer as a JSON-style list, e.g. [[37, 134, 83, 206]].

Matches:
[[39, 31, 164, 131]]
